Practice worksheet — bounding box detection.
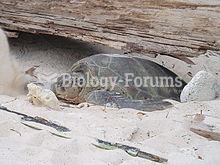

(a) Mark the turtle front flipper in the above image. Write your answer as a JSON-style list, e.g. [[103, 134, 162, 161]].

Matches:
[[85, 90, 173, 112]]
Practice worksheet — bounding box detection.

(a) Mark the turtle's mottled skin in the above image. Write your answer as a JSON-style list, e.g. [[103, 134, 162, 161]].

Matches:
[[53, 54, 186, 111]]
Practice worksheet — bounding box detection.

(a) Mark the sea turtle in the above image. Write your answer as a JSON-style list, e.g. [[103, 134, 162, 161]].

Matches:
[[51, 54, 186, 111]]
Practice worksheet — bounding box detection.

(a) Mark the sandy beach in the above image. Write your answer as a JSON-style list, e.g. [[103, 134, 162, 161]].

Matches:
[[0, 95, 220, 165], [0, 32, 220, 165]]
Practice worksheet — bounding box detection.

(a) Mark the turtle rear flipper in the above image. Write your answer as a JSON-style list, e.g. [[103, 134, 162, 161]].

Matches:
[[85, 90, 173, 112]]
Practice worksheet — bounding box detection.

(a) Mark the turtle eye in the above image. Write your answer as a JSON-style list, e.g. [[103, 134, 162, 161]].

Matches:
[[60, 87, 66, 92]]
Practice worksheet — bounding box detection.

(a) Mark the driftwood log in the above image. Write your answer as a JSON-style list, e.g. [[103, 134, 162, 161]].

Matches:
[[190, 128, 220, 141], [0, 0, 220, 62]]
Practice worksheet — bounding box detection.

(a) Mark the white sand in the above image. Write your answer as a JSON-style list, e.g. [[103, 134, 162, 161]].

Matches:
[[0, 33, 219, 165], [0, 95, 220, 165]]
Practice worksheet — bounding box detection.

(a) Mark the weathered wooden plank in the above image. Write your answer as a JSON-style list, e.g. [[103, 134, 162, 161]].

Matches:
[[0, 0, 220, 62]]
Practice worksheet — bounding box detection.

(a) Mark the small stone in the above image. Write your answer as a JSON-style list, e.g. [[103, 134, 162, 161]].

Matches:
[[27, 83, 60, 110], [180, 70, 219, 102]]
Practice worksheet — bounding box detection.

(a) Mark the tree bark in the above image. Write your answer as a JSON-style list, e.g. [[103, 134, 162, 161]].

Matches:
[[0, 0, 219, 63]]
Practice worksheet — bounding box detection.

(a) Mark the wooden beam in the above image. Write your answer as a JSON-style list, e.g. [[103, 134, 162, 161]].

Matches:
[[0, 0, 220, 62]]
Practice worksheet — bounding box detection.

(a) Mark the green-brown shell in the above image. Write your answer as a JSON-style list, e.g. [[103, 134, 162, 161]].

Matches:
[[70, 54, 186, 101]]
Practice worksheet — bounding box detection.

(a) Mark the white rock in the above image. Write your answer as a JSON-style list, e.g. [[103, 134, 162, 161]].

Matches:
[[27, 83, 60, 110], [180, 70, 219, 102]]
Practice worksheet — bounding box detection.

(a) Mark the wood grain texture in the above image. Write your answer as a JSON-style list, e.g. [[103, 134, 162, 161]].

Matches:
[[0, 0, 220, 62]]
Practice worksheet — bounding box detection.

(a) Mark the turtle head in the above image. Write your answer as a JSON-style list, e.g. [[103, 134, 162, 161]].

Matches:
[[52, 72, 85, 101]]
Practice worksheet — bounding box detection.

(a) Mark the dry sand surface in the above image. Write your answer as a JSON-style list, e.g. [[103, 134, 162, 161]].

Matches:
[[0, 33, 219, 165]]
